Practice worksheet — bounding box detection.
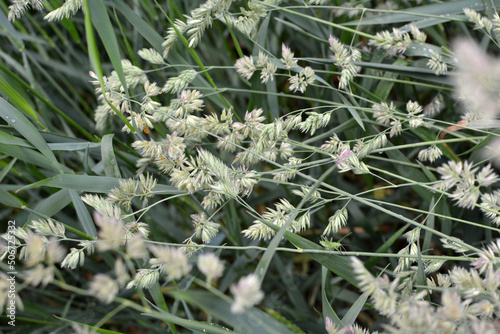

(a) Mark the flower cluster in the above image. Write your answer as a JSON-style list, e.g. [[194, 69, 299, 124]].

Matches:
[[280, 44, 298, 69], [222, 1, 271, 37], [190, 212, 221, 244], [393, 227, 446, 295], [463, 8, 500, 41], [319, 135, 370, 174], [89, 61, 153, 133], [0, 219, 66, 290], [323, 208, 348, 235], [480, 190, 500, 226], [289, 67, 315, 93], [235, 51, 277, 84], [236, 45, 316, 93], [138, 48, 165, 65], [453, 38, 500, 123], [162, 0, 233, 57], [8, 0, 45, 21], [235, 56, 256, 80], [424, 94, 444, 117], [427, 51, 448, 75], [328, 36, 361, 89], [107, 173, 157, 211], [8, 0, 85, 23], [332, 243, 500, 333], [371, 100, 427, 139], [417, 145, 443, 163], [372, 101, 403, 138], [406, 100, 425, 128], [230, 274, 264, 314], [197, 252, 225, 283], [162, 69, 198, 94], [370, 25, 427, 55], [243, 199, 310, 240], [451, 38, 500, 168], [435, 161, 498, 209]]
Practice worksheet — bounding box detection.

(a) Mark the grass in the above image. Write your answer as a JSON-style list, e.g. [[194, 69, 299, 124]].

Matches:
[[1, 0, 500, 333]]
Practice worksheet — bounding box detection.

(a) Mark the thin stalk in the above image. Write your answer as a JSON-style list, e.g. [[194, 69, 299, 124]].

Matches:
[[143, 240, 475, 262], [262, 2, 376, 40]]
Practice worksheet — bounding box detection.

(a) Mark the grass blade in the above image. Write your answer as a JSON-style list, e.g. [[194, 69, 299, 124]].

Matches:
[[345, 0, 499, 26], [20, 174, 183, 195], [0, 71, 41, 126], [111, 0, 163, 52], [26, 189, 72, 227], [83, 0, 134, 132], [101, 134, 121, 178], [322, 267, 343, 328], [0, 187, 24, 208], [341, 292, 369, 325], [69, 189, 97, 238], [144, 309, 234, 334], [168, 290, 295, 334], [0, 97, 62, 173]]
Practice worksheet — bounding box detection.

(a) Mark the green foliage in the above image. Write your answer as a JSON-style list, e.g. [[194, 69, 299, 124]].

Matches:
[[1, 1, 500, 333]]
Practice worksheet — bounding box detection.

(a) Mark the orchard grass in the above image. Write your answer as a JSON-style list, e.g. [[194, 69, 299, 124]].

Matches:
[[1, 1, 500, 333]]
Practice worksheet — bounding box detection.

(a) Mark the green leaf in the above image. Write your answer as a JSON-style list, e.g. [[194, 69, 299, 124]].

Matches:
[[345, 0, 499, 26], [0, 132, 100, 151], [53, 315, 125, 334], [0, 144, 59, 171], [69, 189, 97, 238], [111, 0, 163, 52], [0, 71, 41, 126], [48, 142, 101, 151], [0, 129, 31, 147], [404, 42, 446, 60], [101, 134, 121, 178], [144, 309, 233, 334], [274, 17, 326, 43], [422, 198, 436, 253], [274, 255, 310, 316], [338, 94, 365, 131], [285, 231, 358, 287], [88, 0, 127, 94], [83, 0, 134, 132], [341, 292, 369, 325], [0, 97, 62, 173], [26, 189, 72, 227], [373, 59, 407, 101], [0, 8, 25, 48], [20, 174, 183, 195], [168, 290, 295, 334], [22, 175, 122, 193], [148, 283, 169, 311], [354, 61, 450, 86], [0, 157, 16, 182], [322, 267, 343, 328], [0, 187, 24, 208], [384, 143, 433, 202]]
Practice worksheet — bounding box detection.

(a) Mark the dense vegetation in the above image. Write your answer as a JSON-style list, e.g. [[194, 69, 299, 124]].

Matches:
[[1, 1, 500, 333]]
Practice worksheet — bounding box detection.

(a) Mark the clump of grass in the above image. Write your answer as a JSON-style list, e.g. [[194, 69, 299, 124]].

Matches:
[[1, 1, 500, 333]]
